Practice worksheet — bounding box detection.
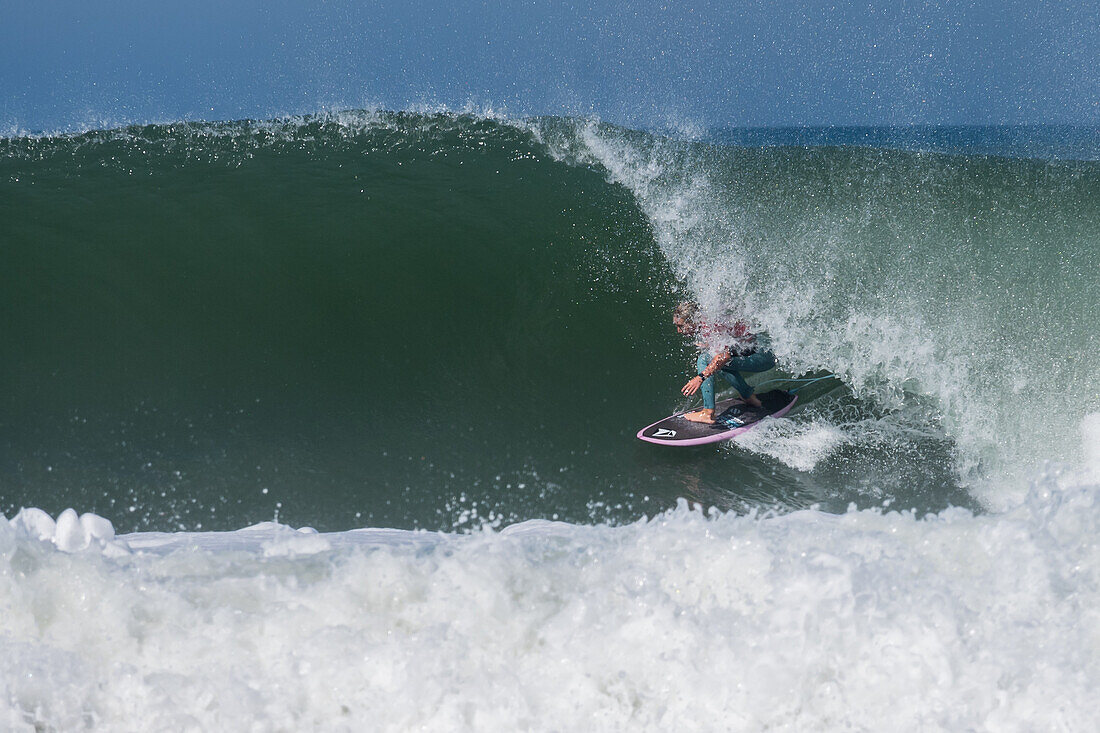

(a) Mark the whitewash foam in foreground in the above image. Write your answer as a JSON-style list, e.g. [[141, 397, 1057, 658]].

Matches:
[[2, 421, 1099, 731]]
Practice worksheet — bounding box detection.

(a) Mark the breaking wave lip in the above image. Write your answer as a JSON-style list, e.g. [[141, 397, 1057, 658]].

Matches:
[[527, 115, 1100, 508], [0, 102, 528, 144], [6, 107, 1099, 163], [2, 422, 1098, 731]]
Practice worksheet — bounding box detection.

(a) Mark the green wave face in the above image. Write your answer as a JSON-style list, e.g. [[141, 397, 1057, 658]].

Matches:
[[1, 112, 1097, 530], [0, 114, 681, 530]]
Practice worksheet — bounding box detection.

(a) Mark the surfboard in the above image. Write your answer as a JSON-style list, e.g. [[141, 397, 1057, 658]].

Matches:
[[637, 389, 797, 446]]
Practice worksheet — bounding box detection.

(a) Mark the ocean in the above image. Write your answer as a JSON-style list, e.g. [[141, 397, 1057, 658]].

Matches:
[[1, 111, 1098, 730]]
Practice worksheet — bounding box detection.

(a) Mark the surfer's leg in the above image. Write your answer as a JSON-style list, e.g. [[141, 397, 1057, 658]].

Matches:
[[696, 352, 717, 410], [685, 352, 716, 423], [721, 351, 777, 408], [720, 369, 753, 400]]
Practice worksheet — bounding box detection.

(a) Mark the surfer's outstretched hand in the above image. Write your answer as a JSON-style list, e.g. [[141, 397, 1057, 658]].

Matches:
[[682, 375, 704, 396]]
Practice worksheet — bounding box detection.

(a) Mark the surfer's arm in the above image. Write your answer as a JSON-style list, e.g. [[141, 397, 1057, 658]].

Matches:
[[705, 349, 732, 374], [681, 349, 732, 396]]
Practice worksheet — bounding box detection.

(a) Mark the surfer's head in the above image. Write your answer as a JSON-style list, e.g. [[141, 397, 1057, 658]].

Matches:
[[673, 301, 700, 335]]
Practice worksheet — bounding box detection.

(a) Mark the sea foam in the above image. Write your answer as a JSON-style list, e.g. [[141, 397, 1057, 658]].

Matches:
[[3, 455, 1098, 731]]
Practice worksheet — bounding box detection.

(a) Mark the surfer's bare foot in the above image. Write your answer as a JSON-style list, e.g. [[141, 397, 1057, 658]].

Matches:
[[684, 409, 715, 424], [745, 396, 763, 409]]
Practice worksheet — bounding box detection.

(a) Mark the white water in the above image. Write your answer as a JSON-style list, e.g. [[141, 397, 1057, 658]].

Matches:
[[530, 118, 1100, 509], [2, 419, 1098, 731]]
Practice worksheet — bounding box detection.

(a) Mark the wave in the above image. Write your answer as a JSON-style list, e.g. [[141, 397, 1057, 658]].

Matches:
[[2, 108, 1099, 731], [1, 110, 1097, 531]]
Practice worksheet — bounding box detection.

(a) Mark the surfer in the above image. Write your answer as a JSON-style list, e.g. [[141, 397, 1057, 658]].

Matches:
[[674, 301, 776, 424]]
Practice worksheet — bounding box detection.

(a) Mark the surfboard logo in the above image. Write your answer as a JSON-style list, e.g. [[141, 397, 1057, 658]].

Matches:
[[654, 428, 677, 438]]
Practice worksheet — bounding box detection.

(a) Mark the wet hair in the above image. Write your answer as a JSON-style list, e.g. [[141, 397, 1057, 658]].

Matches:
[[673, 300, 699, 324]]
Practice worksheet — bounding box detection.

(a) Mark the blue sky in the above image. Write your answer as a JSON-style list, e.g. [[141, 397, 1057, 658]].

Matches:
[[2, 0, 1097, 132]]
